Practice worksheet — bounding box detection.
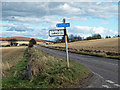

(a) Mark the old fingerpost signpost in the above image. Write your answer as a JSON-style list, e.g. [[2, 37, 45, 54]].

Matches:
[[49, 18, 70, 68]]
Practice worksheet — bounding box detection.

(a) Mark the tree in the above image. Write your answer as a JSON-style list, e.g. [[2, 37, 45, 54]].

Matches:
[[69, 34, 74, 42], [86, 34, 102, 40], [106, 36, 111, 38], [92, 34, 101, 39], [8, 39, 17, 46], [28, 38, 36, 47], [78, 35, 82, 41], [61, 35, 69, 43], [105, 36, 109, 38], [61, 36, 65, 42], [69, 34, 82, 42], [86, 36, 92, 40], [55, 37, 60, 43], [29, 38, 36, 45]]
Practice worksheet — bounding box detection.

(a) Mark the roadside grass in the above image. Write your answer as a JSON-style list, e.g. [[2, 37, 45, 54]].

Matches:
[[41, 45, 120, 60], [2, 47, 92, 88]]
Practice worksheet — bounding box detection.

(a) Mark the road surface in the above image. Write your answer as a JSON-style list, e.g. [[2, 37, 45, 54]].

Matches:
[[35, 46, 119, 88]]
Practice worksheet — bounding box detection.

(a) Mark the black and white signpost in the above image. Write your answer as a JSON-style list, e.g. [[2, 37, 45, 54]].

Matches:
[[49, 18, 70, 68], [63, 18, 69, 68]]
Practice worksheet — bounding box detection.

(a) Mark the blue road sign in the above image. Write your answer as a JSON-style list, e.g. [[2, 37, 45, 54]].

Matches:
[[56, 23, 70, 27]]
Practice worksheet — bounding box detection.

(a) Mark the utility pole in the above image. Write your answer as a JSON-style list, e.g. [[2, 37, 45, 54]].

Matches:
[[63, 18, 69, 68]]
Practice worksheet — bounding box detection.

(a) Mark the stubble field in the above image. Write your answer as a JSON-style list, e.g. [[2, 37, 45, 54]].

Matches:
[[48, 37, 119, 53], [1, 46, 26, 77]]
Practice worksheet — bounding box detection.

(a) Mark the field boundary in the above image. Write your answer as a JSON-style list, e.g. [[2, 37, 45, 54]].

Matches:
[[40, 45, 120, 60]]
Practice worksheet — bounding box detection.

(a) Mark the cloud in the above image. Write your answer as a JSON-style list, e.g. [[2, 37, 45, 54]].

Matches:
[[72, 26, 106, 34], [100, 20, 112, 25], [2, 2, 118, 22], [1, 22, 34, 32], [6, 26, 33, 32], [93, 27, 105, 34], [0, 23, 18, 27], [109, 30, 118, 35], [1, 2, 118, 40], [67, 25, 117, 38]]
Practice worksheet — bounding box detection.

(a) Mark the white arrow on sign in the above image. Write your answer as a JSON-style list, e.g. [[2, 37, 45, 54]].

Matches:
[[49, 29, 64, 37]]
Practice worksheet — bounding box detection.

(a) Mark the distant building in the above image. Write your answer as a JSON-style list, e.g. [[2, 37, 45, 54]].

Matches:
[[42, 42, 53, 45], [42, 43, 46, 45]]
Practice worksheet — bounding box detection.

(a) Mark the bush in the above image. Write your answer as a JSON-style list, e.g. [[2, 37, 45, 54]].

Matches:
[[28, 39, 36, 48]]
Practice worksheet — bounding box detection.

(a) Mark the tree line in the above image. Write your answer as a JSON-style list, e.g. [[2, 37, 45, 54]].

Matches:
[[54, 34, 120, 43]]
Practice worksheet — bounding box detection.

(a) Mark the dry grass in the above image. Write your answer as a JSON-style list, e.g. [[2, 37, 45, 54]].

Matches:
[[48, 37, 119, 53], [28, 47, 56, 78], [1, 46, 26, 77]]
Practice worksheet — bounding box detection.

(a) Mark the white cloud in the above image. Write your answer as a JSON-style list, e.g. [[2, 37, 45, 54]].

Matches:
[[93, 27, 106, 34], [69, 25, 112, 37], [73, 26, 106, 34], [0, 23, 18, 27], [59, 3, 81, 13], [13, 16, 42, 22], [109, 30, 118, 35], [75, 26, 92, 32]]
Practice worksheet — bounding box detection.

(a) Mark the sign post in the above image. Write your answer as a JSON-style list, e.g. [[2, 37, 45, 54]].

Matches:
[[49, 29, 65, 37], [49, 18, 70, 68], [63, 18, 69, 68]]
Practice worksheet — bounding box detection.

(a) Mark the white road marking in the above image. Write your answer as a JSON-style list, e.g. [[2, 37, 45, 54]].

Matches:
[[105, 80, 120, 87], [102, 85, 110, 88], [114, 84, 120, 87], [106, 80, 115, 84]]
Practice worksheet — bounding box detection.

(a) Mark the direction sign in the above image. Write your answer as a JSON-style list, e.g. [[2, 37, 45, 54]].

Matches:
[[49, 29, 65, 37], [56, 23, 70, 27]]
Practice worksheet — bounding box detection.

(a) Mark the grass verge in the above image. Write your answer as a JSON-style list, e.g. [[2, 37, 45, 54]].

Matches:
[[2, 47, 92, 88]]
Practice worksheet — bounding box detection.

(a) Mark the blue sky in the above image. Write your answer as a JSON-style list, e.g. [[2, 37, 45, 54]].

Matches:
[[0, 1, 119, 41]]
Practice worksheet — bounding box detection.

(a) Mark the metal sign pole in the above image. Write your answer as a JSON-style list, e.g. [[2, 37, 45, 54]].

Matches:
[[63, 18, 69, 68]]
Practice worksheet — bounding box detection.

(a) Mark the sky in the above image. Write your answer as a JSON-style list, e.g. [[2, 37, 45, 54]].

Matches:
[[0, 1, 119, 41]]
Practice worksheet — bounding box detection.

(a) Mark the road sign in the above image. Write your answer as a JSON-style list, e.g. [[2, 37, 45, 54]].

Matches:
[[63, 18, 69, 68], [56, 23, 70, 27], [49, 29, 65, 37]]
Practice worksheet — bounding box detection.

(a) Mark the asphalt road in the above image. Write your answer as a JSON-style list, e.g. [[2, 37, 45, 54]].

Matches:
[[35, 46, 119, 88]]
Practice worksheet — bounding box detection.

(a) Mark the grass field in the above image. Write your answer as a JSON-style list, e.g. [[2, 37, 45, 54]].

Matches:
[[2, 47, 92, 88], [1, 47, 26, 77]]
